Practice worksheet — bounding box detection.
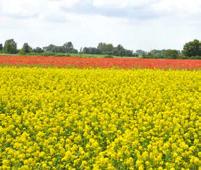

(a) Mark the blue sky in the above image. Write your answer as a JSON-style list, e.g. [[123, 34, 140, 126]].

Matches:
[[0, 0, 201, 51]]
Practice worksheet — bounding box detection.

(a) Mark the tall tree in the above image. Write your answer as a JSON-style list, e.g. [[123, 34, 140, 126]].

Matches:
[[22, 43, 32, 53], [183, 39, 201, 57], [0, 44, 3, 51], [113, 44, 125, 56], [97, 43, 114, 55], [63, 42, 74, 53], [4, 39, 17, 54]]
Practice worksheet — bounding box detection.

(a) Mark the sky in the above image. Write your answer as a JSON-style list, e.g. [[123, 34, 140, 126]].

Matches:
[[0, 0, 201, 51]]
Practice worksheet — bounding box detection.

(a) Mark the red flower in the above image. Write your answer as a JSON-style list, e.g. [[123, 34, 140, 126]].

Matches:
[[0, 55, 201, 69]]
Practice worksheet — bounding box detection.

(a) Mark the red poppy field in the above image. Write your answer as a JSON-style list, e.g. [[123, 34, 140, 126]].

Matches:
[[0, 55, 201, 69]]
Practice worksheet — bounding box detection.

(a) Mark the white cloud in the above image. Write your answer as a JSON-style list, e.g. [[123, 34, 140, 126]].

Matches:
[[152, 0, 201, 15], [93, 0, 129, 8], [0, 0, 42, 18], [93, 0, 154, 8], [0, 0, 201, 51], [53, 0, 81, 8]]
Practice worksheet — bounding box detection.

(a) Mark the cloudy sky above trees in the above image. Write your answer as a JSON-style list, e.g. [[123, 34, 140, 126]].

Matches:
[[0, 0, 201, 50]]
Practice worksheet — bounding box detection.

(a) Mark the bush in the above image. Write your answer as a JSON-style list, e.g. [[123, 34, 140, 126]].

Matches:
[[104, 55, 114, 58]]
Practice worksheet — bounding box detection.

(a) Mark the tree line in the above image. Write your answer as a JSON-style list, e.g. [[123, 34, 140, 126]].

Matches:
[[0, 40, 78, 55], [0, 39, 201, 58]]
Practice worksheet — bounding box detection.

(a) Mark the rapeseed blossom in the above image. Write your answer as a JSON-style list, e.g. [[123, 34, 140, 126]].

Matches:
[[0, 67, 200, 169]]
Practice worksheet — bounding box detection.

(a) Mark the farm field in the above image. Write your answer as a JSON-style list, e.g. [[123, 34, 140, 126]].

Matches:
[[0, 67, 201, 169], [0, 55, 201, 69]]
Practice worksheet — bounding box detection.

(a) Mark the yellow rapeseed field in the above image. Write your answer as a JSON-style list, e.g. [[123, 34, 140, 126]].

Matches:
[[0, 67, 201, 169]]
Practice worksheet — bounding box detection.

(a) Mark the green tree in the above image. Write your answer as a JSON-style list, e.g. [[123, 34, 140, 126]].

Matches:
[[135, 50, 147, 57], [148, 49, 162, 58], [63, 42, 74, 53], [33, 47, 44, 53], [148, 49, 180, 58], [4, 39, 17, 54], [22, 43, 32, 53], [113, 44, 125, 56], [162, 49, 180, 58], [43, 44, 65, 53], [97, 43, 114, 55], [82, 47, 100, 54], [183, 39, 201, 57], [0, 44, 3, 52]]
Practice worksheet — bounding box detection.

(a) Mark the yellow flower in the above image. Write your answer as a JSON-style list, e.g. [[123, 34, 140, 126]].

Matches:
[[2, 159, 10, 166], [0, 67, 200, 169], [62, 151, 71, 161]]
